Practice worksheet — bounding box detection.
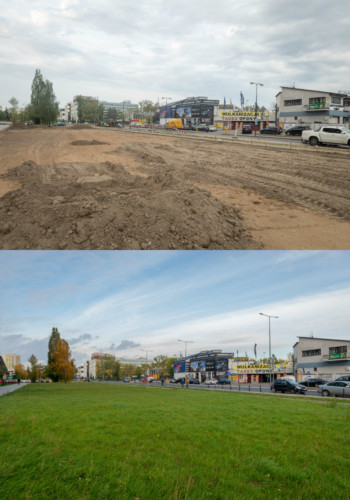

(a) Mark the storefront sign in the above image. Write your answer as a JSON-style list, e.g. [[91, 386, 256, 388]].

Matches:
[[329, 352, 347, 359]]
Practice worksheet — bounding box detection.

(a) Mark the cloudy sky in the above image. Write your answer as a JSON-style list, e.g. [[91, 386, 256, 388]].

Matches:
[[1, 1, 350, 110], [1, 251, 349, 366]]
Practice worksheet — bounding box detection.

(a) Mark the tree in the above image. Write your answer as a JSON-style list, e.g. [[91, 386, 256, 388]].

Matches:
[[52, 339, 75, 383], [30, 69, 59, 125], [47, 327, 61, 381], [14, 364, 28, 380], [28, 354, 38, 383], [8, 97, 19, 120]]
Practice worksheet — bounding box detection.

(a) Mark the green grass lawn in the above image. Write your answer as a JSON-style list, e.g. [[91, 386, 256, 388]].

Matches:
[[1, 383, 350, 500]]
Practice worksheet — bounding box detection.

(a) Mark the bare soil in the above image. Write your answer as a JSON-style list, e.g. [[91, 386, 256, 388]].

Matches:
[[0, 126, 349, 250]]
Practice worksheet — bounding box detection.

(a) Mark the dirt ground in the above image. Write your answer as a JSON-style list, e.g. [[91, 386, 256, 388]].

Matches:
[[0, 126, 349, 250]]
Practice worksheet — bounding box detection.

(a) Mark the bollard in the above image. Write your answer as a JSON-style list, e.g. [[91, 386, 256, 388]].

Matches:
[[260, 385, 262, 393], [249, 384, 250, 392]]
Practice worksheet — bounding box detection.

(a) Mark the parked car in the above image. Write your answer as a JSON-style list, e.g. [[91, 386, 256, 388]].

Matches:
[[317, 381, 350, 397], [300, 378, 327, 388], [122, 377, 131, 383], [217, 378, 231, 385], [169, 378, 176, 383], [271, 379, 307, 394], [208, 125, 217, 132], [189, 378, 200, 384], [196, 124, 209, 132], [285, 125, 310, 136], [242, 125, 253, 134], [175, 377, 186, 384], [204, 379, 218, 385], [335, 375, 350, 382], [260, 126, 282, 135]]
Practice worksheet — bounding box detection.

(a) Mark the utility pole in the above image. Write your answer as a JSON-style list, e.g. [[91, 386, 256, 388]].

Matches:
[[178, 339, 194, 378], [250, 82, 263, 136], [141, 350, 153, 375]]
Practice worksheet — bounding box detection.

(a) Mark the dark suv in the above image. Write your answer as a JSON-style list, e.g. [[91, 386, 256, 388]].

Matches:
[[300, 378, 326, 387], [260, 126, 282, 135], [285, 125, 310, 136], [242, 125, 252, 134], [271, 379, 307, 394]]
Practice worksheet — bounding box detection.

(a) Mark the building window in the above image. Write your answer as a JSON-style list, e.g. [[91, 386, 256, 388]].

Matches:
[[309, 97, 326, 105], [329, 346, 347, 354], [284, 99, 302, 106], [302, 349, 321, 357], [331, 97, 341, 104]]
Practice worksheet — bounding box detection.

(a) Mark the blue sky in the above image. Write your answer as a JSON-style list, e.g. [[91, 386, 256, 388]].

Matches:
[[1, 1, 350, 109], [1, 251, 350, 366]]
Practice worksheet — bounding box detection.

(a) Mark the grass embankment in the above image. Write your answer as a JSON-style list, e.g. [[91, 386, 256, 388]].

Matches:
[[1, 383, 349, 499]]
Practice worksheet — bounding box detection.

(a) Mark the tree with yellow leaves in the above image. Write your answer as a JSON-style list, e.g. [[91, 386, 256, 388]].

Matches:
[[52, 338, 75, 383]]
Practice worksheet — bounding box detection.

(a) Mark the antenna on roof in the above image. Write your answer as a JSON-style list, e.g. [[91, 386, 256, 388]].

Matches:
[[292, 82, 295, 88]]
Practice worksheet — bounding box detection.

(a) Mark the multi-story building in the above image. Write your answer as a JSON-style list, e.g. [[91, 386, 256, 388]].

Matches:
[[159, 97, 219, 127], [276, 86, 350, 129], [294, 336, 350, 381], [101, 100, 138, 119], [2, 353, 20, 374]]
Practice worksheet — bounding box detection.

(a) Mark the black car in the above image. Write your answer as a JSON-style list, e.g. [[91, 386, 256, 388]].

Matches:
[[300, 378, 326, 387], [285, 125, 310, 136], [271, 379, 307, 394], [175, 377, 186, 384], [260, 126, 282, 135], [242, 125, 253, 134]]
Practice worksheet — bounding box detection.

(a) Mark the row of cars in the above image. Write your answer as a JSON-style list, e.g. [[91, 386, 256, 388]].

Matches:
[[169, 377, 231, 385], [271, 376, 350, 397], [242, 125, 310, 136]]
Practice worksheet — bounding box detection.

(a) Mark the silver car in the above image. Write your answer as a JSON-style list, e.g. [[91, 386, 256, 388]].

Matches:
[[317, 381, 350, 397]]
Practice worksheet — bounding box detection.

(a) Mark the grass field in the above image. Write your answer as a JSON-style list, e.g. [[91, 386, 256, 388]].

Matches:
[[1, 383, 350, 499]]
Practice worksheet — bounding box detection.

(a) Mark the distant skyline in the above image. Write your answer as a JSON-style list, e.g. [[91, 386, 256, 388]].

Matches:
[[1, 1, 350, 109], [1, 251, 350, 366]]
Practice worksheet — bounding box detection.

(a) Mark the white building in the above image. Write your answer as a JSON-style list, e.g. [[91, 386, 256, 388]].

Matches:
[[277, 86, 350, 130], [294, 336, 350, 381]]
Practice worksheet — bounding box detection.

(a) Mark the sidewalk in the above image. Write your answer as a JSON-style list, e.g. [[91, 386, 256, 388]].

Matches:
[[0, 383, 26, 396]]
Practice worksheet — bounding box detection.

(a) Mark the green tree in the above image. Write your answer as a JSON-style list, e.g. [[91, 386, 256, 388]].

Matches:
[[30, 69, 59, 125], [47, 327, 61, 381], [28, 354, 38, 383], [8, 97, 19, 120]]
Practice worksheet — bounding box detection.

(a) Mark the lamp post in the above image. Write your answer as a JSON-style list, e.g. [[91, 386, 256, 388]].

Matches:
[[178, 339, 193, 378], [141, 349, 152, 375], [250, 82, 263, 136], [259, 313, 278, 385]]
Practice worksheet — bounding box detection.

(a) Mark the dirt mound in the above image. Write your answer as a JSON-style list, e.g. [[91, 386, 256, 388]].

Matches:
[[70, 124, 93, 129], [0, 160, 256, 249], [71, 140, 109, 146]]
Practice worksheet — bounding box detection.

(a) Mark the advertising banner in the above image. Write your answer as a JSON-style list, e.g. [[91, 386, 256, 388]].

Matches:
[[176, 106, 192, 118], [215, 359, 228, 372], [160, 108, 172, 119], [190, 360, 206, 373], [191, 106, 201, 118], [205, 359, 215, 371], [174, 362, 186, 373]]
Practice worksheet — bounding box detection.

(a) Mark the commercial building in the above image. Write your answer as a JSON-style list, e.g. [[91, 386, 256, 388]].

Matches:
[[214, 105, 271, 130], [173, 350, 293, 383], [159, 97, 219, 127], [0, 356, 9, 377], [294, 336, 350, 381], [276, 87, 350, 129]]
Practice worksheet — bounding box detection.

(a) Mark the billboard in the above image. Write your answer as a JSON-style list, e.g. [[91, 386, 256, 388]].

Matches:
[[176, 106, 192, 118], [160, 107, 172, 118], [190, 360, 206, 373], [215, 359, 228, 372], [174, 362, 186, 373]]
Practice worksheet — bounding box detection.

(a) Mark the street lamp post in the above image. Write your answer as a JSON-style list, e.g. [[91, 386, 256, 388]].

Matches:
[[178, 339, 193, 378], [250, 82, 263, 136], [141, 350, 152, 376], [259, 313, 278, 385]]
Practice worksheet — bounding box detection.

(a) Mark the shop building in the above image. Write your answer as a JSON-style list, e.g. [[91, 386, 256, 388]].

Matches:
[[214, 105, 271, 131], [276, 87, 350, 129], [294, 336, 350, 381], [232, 359, 293, 384], [159, 97, 219, 127], [173, 350, 234, 382]]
